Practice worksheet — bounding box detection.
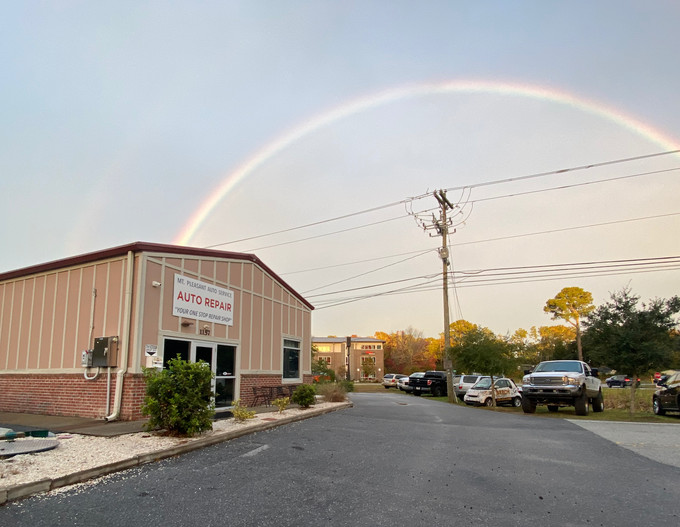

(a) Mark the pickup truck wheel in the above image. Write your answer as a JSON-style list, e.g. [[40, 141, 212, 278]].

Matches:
[[512, 397, 522, 407], [547, 405, 559, 412], [653, 397, 665, 415], [413, 391, 422, 396], [574, 389, 590, 416], [521, 395, 536, 414], [592, 390, 604, 413], [431, 386, 442, 397]]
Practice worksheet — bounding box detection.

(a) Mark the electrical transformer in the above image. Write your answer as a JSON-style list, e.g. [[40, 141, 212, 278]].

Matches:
[[92, 336, 119, 367]]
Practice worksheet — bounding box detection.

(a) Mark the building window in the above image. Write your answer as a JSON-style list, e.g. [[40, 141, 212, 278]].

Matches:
[[283, 338, 301, 380], [320, 356, 331, 365], [361, 356, 376, 365], [316, 345, 331, 352]]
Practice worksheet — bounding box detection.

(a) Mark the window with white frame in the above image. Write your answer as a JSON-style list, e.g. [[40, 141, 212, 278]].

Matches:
[[283, 338, 301, 380], [320, 356, 331, 365], [361, 356, 376, 364]]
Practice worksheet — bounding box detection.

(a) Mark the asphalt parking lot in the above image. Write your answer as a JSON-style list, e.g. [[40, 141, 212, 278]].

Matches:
[[568, 419, 680, 469]]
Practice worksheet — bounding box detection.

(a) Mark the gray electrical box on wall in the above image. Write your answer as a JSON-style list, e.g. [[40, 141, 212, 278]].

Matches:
[[92, 336, 119, 367]]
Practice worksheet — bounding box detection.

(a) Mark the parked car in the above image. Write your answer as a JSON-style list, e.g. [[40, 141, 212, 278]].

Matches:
[[605, 375, 640, 388], [410, 371, 448, 397], [383, 373, 408, 389], [455, 374, 483, 401], [522, 360, 603, 416], [653, 372, 680, 416], [464, 377, 522, 407], [398, 372, 424, 392]]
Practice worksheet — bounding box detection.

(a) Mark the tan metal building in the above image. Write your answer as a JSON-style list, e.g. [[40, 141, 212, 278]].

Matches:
[[0, 242, 313, 420]]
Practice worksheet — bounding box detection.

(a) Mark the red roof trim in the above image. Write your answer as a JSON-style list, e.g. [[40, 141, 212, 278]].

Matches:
[[0, 242, 314, 310]]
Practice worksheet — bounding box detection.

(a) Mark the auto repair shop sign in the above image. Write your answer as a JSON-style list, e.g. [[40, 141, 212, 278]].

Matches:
[[173, 274, 234, 326]]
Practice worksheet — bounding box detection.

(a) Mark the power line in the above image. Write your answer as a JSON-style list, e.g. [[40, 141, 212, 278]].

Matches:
[[468, 166, 680, 205], [448, 211, 680, 248], [279, 247, 438, 275], [300, 249, 434, 295], [245, 169, 680, 253], [309, 255, 680, 300], [279, 210, 680, 276], [314, 258, 680, 310], [202, 149, 680, 250]]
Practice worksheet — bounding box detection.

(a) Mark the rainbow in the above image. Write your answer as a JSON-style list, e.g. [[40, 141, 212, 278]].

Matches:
[[175, 79, 680, 246]]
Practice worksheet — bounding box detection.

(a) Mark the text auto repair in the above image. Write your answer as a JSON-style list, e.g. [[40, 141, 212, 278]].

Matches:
[[173, 274, 234, 324]]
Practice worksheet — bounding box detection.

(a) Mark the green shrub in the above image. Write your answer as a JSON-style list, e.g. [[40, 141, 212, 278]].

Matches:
[[271, 397, 290, 413], [291, 384, 316, 408], [142, 355, 215, 436], [316, 382, 348, 402], [339, 379, 355, 393], [231, 399, 256, 422]]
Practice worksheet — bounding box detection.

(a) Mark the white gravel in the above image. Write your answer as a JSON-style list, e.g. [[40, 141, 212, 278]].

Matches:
[[0, 402, 341, 489]]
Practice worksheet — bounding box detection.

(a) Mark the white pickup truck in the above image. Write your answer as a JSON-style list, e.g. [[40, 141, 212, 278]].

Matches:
[[521, 360, 604, 416]]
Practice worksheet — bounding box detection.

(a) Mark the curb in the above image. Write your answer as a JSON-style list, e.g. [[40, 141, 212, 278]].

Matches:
[[0, 402, 352, 505]]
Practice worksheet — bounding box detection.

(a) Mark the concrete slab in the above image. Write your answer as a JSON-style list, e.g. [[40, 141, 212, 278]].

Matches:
[[0, 412, 147, 437], [0, 439, 59, 457]]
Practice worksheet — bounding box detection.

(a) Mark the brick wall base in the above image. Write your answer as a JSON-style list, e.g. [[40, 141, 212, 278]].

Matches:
[[0, 372, 314, 419], [0, 373, 146, 421], [240, 374, 313, 407]]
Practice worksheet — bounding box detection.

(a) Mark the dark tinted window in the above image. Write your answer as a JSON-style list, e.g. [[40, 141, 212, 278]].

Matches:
[[463, 375, 479, 383]]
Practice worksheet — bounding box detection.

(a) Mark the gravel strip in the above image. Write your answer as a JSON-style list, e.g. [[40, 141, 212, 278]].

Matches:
[[0, 402, 341, 488]]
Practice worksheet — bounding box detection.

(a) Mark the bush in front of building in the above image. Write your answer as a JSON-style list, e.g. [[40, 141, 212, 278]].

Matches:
[[231, 399, 257, 421], [271, 397, 290, 413], [339, 379, 354, 393], [315, 382, 348, 402], [291, 384, 316, 408], [142, 355, 215, 436]]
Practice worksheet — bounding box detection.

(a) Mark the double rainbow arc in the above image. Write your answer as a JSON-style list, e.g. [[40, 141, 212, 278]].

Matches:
[[175, 80, 680, 246]]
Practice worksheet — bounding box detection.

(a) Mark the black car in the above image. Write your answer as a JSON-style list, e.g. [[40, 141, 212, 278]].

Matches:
[[653, 372, 680, 416], [605, 375, 640, 388]]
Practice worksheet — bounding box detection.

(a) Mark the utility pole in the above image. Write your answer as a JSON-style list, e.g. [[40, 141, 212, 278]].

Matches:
[[422, 189, 457, 404]]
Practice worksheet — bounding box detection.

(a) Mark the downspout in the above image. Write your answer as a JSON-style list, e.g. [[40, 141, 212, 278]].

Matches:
[[105, 250, 134, 421], [84, 286, 100, 380]]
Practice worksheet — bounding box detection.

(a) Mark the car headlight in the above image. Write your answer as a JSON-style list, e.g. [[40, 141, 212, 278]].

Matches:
[[566, 376, 579, 385], [522, 375, 530, 384]]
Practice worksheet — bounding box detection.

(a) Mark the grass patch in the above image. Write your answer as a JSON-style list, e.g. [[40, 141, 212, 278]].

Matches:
[[354, 383, 396, 393]]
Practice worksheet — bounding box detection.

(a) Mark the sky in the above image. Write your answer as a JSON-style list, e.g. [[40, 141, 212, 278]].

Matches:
[[1, 1, 679, 339]]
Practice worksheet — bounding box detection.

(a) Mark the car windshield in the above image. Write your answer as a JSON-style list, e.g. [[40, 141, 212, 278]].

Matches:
[[462, 375, 479, 383], [472, 378, 492, 389], [534, 361, 583, 373]]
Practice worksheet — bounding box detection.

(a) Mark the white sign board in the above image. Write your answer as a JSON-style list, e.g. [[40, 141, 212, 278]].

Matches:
[[145, 344, 158, 357], [172, 273, 234, 326]]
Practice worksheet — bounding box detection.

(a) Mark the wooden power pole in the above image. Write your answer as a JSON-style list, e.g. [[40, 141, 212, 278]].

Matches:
[[424, 190, 457, 404]]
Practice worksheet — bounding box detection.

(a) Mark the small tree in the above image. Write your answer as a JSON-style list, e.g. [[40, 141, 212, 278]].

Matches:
[[448, 327, 515, 405], [142, 355, 215, 436], [584, 287, 680, 416], [361, 360, 376, 380], [312, 357, 336, 382], [544, 287, 595, 361]]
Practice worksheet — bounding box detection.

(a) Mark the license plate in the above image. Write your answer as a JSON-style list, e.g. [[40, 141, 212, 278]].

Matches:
[[415, 387, 421, 391]]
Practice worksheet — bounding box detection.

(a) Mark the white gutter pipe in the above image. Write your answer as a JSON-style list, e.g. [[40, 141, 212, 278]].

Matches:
[[105, 250, 134, 422]]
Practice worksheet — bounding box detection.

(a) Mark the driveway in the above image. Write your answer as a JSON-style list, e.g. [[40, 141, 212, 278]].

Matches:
[[1, 392, 679, 526], [568, 419, 680, 469]]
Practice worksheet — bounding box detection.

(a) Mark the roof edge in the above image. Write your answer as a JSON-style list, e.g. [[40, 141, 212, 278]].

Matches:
[[0, 242, 314, 311]]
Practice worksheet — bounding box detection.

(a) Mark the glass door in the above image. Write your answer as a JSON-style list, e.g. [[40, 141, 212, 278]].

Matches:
[[215, 345, 236, 409]]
